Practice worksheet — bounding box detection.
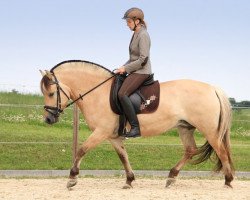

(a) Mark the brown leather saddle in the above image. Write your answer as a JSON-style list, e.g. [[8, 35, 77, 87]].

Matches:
[[110, 74, 160, 115], [110, 74, 160, 136]]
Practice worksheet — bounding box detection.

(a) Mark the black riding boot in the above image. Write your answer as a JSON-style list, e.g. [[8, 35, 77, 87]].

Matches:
[[120, 96, 141, 138]]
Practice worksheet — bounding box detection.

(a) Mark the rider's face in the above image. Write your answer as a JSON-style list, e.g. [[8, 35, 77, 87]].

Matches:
[[126, 18, 139, 31]]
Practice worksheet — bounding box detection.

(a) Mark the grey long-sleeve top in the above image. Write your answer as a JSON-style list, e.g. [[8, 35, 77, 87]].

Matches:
[[124, 26, 152, 74]]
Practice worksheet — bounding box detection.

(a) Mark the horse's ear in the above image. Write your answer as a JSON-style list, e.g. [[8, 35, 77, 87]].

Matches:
[[45, 70, 53, 80], [39, 70, 46, 77]]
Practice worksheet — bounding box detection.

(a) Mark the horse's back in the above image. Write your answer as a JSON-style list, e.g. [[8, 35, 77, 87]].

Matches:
[[159, 79, 217, 104], [160, 79, 213, 93]]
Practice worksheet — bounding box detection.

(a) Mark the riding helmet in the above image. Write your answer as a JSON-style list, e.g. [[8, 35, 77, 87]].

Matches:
[[122, 7, 144, 21]]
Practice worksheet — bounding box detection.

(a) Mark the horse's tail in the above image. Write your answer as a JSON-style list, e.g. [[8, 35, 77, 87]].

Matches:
[[215, 87, 232, 145], [192, 87, 234, 172], [214, 87, 234, 172]]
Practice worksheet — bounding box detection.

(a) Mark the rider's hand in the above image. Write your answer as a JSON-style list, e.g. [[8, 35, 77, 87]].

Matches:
[[115, 66, 126, 74]]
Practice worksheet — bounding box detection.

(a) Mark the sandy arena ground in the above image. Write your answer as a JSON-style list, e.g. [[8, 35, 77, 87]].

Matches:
[[0, 177, 249, 200]]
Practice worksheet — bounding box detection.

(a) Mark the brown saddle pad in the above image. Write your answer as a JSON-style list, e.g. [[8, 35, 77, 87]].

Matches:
[[110, 76, 160, 115], [136, 81, 160, 114]]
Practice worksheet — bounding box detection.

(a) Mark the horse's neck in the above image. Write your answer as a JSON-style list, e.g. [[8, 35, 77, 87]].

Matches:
[[76, 74, 113, 130], [58, 69, 113, 130], [58, 69, 111, 99]]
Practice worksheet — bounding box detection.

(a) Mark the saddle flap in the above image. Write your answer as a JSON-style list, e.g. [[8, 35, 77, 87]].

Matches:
[[110, 74, 126, 115]]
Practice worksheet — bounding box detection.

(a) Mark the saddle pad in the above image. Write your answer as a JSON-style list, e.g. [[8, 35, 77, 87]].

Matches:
[[110, 76, 160, 115], [137, 81, 160, 114]]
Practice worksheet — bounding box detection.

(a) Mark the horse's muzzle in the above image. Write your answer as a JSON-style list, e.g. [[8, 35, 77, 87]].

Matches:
[[45, 114, 59, 124]]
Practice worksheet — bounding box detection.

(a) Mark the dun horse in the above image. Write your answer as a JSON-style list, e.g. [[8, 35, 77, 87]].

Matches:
[[40, 60, 234, 189]]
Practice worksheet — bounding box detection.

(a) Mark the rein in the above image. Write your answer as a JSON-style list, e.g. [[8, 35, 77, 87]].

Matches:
[[65, 73, 116, 108], [44, 72, 116, 117]]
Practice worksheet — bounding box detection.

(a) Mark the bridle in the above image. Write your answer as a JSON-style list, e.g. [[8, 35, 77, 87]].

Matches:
[[44, 73, 70, 118], [44, 72, 116, 118]]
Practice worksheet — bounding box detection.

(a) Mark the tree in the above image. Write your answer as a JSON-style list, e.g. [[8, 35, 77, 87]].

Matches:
[[229, 98, 236, 105], [240, 101, 250, 106]]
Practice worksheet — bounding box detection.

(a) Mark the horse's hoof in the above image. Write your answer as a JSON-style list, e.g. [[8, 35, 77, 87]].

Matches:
[[165, 178, 176, 188], [67, 178, 78, 189], [122, 183, 132, 189], [224, 183, 233, 189]]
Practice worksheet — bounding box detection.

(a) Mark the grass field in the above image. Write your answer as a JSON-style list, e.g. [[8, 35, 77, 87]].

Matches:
[[0, 92, 249, 171]]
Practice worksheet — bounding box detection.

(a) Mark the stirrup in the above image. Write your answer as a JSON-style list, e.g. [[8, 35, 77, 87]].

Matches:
[[123, 127, 141, 138]]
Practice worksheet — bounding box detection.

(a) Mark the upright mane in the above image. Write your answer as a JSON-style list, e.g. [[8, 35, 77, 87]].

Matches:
[[50, 60, 113, 75], [40, 60, 113, 94]]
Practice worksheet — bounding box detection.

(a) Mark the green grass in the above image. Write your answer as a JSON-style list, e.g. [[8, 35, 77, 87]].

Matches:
[[0, 91, 44, 105], [0, 91, 250, 171]]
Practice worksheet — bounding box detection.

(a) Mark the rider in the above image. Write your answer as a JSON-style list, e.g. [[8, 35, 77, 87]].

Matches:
[[115, 8, 152, 138]]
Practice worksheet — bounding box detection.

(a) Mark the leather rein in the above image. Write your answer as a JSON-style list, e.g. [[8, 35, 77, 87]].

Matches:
[[44, 72, 116, 118]]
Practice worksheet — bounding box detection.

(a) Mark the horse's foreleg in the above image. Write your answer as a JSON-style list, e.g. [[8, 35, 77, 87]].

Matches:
[[67, 129, 107, 189], [109, 137, 135, 189], [166, 127, 197, 187]]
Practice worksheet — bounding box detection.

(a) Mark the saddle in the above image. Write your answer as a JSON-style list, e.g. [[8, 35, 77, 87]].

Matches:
[[110, 74, 160, 135], [110, 74, 160, 115]]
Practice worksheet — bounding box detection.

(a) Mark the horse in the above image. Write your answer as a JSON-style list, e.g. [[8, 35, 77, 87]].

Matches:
[[40, 60, 234, 189]]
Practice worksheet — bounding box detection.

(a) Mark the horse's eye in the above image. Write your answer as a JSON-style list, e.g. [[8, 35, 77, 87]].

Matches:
[[48, 92, 54, 97]]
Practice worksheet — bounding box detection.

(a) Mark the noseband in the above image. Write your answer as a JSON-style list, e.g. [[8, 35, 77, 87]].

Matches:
[[44, 72, 116, 118]]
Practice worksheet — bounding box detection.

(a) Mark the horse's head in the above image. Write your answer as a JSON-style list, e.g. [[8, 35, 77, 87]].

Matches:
[[40, 70, 71, 124]]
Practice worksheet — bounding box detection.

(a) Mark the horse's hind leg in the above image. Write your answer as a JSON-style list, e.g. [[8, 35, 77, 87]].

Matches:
[[205, 136, 234, 188], [67, 129, 107, 189], [109, 137, 135, 189], [166, 126, 197, 187], [216, 144, 234, 187]]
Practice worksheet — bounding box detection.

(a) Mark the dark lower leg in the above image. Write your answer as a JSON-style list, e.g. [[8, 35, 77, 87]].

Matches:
[[67, 149, 85, 188], [223, 160, 234, 187], [211, 143, 234, 187], [117, 151, 135, 186], [166, 168, 179, 187], [70, 166, 80, 178], [166, 145, 196, 187], [69, 148, 85, 178], [126, 172, 135, 186], [225, 174, 234, 187], [110, 138, 135, 187], [168, 168, 180, 178]]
